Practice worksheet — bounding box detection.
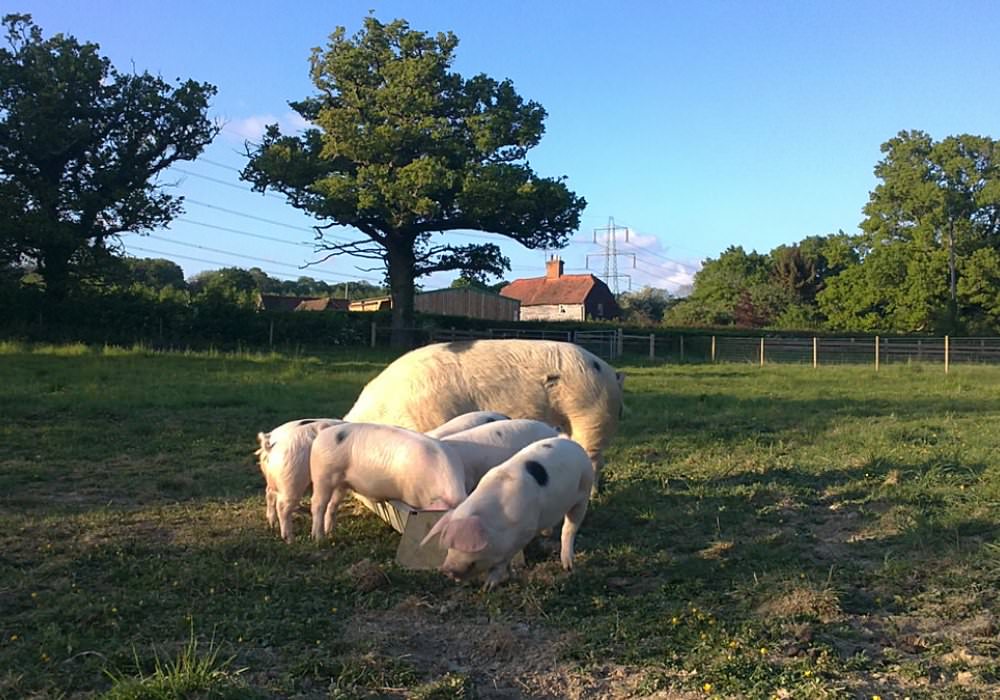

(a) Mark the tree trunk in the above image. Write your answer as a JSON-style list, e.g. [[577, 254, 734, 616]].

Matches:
[[948, 223, 957, 302], [38, 248, 73, 302], [386, 241, 416, 348]]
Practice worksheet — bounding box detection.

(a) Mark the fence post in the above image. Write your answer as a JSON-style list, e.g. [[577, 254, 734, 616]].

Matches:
[[679, 335, 685, 363], [945, 335, 950, 373], [875, 335, 880, 371], [616, 328, 624, 358], [648, 334, 655, 360], [710, 335, 716, 363], [370, 321, 376, 348], [812, 336, 818, 368], [269, 319, 274, 348], [760, 337, 765, 367]]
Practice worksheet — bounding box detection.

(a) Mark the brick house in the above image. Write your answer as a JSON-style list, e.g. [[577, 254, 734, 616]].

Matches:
[[500, 257, 620, 321]]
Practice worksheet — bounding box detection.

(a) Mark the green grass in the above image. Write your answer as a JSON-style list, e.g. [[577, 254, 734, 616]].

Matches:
[[1, 343, 998, 699]]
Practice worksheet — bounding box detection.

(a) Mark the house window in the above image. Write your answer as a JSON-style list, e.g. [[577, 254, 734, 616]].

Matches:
[[597, 303, 604, 317]]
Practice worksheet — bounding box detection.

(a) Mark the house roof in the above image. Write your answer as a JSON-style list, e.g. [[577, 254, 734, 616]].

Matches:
[[295, 297, 348, 311], [258, 294, 347, 312], [499, 274, 600, 305]]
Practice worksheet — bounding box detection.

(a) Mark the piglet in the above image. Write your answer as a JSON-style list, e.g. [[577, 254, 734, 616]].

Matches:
[[425, 411, 510, 439], [421, 437, 593, 590], [310, 423, 467, 541], [441, 418, 561, 491], [256, 418, 343, 542]]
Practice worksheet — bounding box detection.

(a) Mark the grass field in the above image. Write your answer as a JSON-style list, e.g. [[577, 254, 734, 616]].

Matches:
[[1, 341, 998, 699]]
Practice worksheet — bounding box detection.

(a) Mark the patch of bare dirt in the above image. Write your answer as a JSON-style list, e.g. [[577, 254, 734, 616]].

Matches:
[[345, 598, 695, 699]]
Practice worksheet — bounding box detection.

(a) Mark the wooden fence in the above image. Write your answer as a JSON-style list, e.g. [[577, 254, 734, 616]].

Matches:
[[369, 323, 1000, 372]]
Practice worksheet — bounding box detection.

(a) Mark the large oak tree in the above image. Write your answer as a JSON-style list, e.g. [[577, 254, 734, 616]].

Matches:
[[0, 14, 218, 299], [242, 16, 586, 345]]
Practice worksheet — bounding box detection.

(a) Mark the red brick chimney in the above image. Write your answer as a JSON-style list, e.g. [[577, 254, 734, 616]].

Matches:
[[545, 256, 564, 279]]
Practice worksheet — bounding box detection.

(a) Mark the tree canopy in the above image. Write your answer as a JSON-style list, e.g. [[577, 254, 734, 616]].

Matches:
[[0, 14, 218, 299], [242, 16, 586, 344]]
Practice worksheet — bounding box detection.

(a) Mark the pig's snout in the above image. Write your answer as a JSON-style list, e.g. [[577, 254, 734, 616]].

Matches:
[[441, 559, 476, 581]]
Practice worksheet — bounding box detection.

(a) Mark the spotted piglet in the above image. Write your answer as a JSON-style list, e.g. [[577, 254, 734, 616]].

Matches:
[[421, 437, 593, 590]]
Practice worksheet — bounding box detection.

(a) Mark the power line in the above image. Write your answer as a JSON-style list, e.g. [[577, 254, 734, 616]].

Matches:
[[198, 157, 244, 173], [173, 217, 314, 248], [143, 234, 383, 283], [125, 244, 383, 285], [183, 199, 353, 243], [172, 167, 289, 202]]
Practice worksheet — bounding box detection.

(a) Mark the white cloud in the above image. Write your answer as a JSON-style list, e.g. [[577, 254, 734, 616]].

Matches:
[[583, 227, 701, 295], [221, 111, 310, 142]]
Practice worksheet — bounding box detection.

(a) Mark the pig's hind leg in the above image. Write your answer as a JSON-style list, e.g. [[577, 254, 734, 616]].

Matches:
[[277, 493, 298, 543], [265, 481, 278, 529], [560, 497, 590, 571], [310, 480, 345, 541]]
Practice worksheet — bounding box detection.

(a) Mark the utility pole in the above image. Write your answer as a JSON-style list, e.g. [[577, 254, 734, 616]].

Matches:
[[586, 216, 635, 294]]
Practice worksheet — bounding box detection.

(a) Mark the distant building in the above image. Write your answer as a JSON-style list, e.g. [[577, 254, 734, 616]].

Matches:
[[500, 257, 620, 321], [415, 287, 519, 321], [348, 288, 520, 321], [257, 294, 349, 312], [349, 296, 392, 312]]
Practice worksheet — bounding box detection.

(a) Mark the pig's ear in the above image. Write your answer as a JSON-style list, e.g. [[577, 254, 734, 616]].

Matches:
[[444, 516, 489, 553], [420, 511, 453, 548]]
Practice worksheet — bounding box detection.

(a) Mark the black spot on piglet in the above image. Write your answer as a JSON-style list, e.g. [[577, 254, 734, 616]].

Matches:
[[296, 419, 317, 426], [483, 417, 497, 424], [592, 360, 601, 372], [525, 460, 549, 486], [336, 430, 348, 444], [540, 443, 554, 449]]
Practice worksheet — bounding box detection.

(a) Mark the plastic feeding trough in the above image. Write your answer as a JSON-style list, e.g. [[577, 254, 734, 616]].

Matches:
[[353, 493, 449, 569], [353, 493, 525, 571]]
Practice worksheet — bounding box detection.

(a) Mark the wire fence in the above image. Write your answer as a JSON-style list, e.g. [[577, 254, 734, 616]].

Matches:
[[368, 323, 1000, 371]]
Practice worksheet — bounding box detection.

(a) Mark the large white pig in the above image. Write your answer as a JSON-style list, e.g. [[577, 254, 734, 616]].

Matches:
[[421, 437, 593, 590], [425, 411, 511, 439], [344, 340, 624, 491], [441, 418, 561, 491], [256, 418, 343, 542], [309, 423, 467, 541]]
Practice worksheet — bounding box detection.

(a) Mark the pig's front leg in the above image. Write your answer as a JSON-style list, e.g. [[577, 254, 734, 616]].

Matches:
[[482, 562, 512, 592], [560, 498, 590, 571]]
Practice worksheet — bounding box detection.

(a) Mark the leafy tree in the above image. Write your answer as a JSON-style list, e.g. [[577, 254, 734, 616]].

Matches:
[[664, 246, 770, 325], [817, 243, 949, 332], [861, 130, 1000, 328], [126, 257, 187, 290], [188, 267, 258, 296], [242, 16, 585, 345], [450, 275, 507, 294], [0, 14, 218, 300], [957, 247, 1000, 331], [617, 286, 674, 325]]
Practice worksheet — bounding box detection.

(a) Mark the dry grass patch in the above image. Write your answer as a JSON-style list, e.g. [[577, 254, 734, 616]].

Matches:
[[757, 585, 842, 623]]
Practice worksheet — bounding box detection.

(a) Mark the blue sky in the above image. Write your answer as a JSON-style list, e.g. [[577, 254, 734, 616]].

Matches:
[[14, 1, 1000, 294]]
